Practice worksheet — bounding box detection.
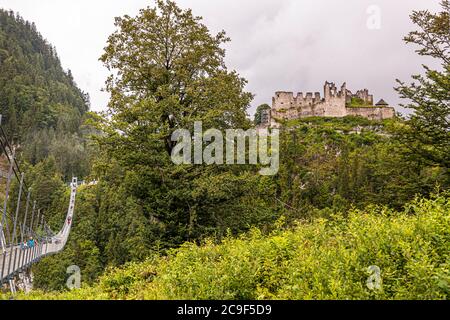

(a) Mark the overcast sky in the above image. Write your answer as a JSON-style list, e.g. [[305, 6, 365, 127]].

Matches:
[[0, 0, 443, 115]]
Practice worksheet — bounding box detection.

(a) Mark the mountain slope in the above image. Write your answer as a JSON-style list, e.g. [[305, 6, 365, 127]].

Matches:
[[0, 9, 92, 178], [0, 9, 89, 141]]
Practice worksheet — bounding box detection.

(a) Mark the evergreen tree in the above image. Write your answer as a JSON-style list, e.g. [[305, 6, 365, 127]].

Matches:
[[395, 1, 450, 168], [254, 104, 270, 125]]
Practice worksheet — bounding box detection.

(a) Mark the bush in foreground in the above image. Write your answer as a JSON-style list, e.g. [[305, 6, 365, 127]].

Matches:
[[9, 194, 450, 300]]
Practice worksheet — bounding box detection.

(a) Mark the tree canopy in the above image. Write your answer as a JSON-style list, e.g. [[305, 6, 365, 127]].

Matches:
[[100, 0, 252, 155], [395, 0, 450, 168]]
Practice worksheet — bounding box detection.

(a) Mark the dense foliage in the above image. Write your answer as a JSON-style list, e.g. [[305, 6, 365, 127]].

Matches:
[[13, 194, 450, 300], [27, 114, 448, 291], [277, 117, 449, 216]]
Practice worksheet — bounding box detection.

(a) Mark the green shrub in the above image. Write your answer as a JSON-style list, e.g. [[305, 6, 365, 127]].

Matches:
[[9, 194, 450, 300]]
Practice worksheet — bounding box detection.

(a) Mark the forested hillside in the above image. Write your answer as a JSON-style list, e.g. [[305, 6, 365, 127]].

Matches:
[[0, 9, 92, 178]]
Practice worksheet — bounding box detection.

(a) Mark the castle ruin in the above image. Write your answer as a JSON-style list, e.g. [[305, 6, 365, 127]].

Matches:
[[264, 81, 395, 128]]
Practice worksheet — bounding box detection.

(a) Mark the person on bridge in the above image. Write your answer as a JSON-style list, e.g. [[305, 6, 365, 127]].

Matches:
[[27, 237, 35, 248], [20, 241, 27, 250]]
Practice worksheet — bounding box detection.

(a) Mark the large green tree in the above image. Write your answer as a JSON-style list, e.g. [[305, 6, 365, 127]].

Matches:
[[100, 0, 252, 155], [96, 0, 275, 252], [395, 1, 450, 168]]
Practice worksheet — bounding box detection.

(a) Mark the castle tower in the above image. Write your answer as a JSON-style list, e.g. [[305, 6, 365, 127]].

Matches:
[[324, 81, 331, 101], [340, 82, 347, 98]]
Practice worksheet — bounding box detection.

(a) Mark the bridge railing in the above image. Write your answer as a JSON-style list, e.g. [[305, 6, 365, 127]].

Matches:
[[0, 178, 78, 284], [0, 114, 79, 285]]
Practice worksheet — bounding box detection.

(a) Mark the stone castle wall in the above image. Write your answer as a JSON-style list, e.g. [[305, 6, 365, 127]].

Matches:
[[346, 106, 395, 120], [269, 82, 394, 127]]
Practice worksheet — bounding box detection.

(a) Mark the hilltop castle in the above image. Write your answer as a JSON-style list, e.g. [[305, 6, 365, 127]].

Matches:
[[261, 82, 395, 128]]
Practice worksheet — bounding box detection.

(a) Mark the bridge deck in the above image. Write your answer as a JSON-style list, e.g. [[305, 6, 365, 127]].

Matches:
[[0, 179, 77, 283]]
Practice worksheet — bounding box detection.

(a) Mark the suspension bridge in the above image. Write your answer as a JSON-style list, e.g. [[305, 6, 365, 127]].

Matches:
[[0, 117, 78, 294]]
